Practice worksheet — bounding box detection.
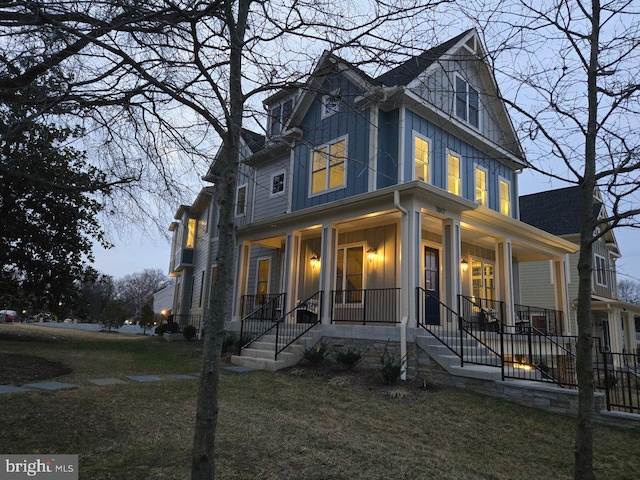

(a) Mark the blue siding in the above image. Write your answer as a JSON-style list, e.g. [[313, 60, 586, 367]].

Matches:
[[291, 75, 370, 211], [377, 109, 399, 188], [404, 109, 516, 217]]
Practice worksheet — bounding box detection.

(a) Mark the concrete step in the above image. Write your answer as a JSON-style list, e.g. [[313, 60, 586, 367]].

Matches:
[[230, 355, 296, 371]]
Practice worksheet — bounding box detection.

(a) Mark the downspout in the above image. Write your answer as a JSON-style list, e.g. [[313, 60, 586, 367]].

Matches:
[[395, 190, 409, 381]]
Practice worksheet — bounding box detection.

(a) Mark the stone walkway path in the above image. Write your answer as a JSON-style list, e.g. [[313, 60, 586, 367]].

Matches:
[[0, 366, 256, 395]]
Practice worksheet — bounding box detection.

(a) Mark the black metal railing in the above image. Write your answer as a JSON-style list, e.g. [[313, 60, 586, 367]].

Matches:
[[274, 292, 323, 360], [514, 303, 563, 334], [502, 325, 578, 386], [416, 287, 463, 360], [239, 293, 286, 349], [171, 314, 202, 331], [457, 295, 504, 369], [593, 340, 640, 414], [330, 288, 400, 324]]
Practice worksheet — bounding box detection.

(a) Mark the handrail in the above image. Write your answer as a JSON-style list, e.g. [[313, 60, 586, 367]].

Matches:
[[274, 292, 323, 360], [239, 293, 286, 350], [416, 287, 464, 363], [457, 295, 505, 369]]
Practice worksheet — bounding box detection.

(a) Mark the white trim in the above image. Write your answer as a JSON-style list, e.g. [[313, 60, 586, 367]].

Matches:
[[498, 176, 511, 217], [235, 183, 248, 217], [594, 254, 607, 287], [412, 130, 433, 183], [454, 74, 480, 130], [255, 257, 271, 296], [269, 170, 286, 197], [321, 93, 340, 119], [287, 148, 295, 213], [446, 149, 462, 196], [368, 105, 379, 192], [335, 242, 366, 304], [399, 106, 406, 182], [473, 163, 488, 206], [308, 134, 349, 197]]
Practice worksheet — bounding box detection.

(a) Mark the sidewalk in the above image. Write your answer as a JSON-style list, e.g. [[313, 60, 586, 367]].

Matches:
[[0, 366, 256, 395]]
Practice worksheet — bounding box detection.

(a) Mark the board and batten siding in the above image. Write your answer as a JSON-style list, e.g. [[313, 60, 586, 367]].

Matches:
[[518, 261, 557, 311], [403, 109, 516, 217], [252, 154, 290, 221], [376, 108, 399, 189], [246, 245, 283, 296], [291, 74, 370, 212]]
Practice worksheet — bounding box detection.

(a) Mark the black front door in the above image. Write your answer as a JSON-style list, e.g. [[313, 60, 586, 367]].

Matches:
[[424, 246, 440, 325]]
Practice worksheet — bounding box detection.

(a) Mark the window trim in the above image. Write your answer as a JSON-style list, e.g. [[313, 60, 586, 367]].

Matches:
[[269, 97, 294, 136], [446, 149, 461, 196], [454, 74, 480, 129], [594, 254, 607, 287], [335, 243, 366, 305], [309, 135, 348, 197], [270, 170, 286, 197], [321, 92, 340, 119], [474, 164, 488, 206], [498, 176, 511, 217], [412, 131, 432, 183], [235, 183, 248, 217], [255, 257, 271, 297]]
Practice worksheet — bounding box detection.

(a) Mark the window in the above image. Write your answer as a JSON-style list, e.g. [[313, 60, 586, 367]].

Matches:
[[475, 167, 487, 206], [256, 258, 270, 302], [499, 178, 511, 216], [414, 135, 430, 182], [455, 76, 479, 128], [472, 260, 495, 301], [235, 184, 247, 216], [270, 171, 285, 196], [311, 137, 346, 195], [186, 218, 196, 248], [269, 98, 293, 136], [335, 245, 364, 303], [447, 152, 461, 195], [595, 254, 607, 286], [198, 270, 205, 307], [321, 94, 340, 118]]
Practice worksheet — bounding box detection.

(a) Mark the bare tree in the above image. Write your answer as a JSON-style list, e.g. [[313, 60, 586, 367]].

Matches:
[[462, 1, 640, 478], [0, 1, 453, 478], [115, 268, 171, 319], [618, 279, 640, 305]]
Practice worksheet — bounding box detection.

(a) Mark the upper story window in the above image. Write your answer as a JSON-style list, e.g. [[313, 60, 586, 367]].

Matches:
[[447, 152, 461, 195], [269, 98, 293, 136], [270, 171, 285, 196], [321, 93, 340, 118], [594, 254, 607, 287], [236, 184, 247, 217], [414, 134, 430, 182], [185, 218, 196, 248], [475, 166, 487, 206], [499, 178, 511, 216], [311, 137, 347, 195], [455, 76, 479, 128]]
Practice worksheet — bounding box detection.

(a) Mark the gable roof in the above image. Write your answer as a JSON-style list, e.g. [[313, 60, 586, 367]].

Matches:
[[203, 128, 265, 182], [375, 29, 473, 87], [519, 186, 602, 236]]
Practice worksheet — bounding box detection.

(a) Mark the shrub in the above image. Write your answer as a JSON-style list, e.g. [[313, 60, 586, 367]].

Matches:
[[166, 321, 180, 334], [302, 341, 328, 365], [334, 346, 365, 369], [223, 331, 238, 352], [183, 325, 197, 340], [155, 324, 167, 336], [379, 341, 404, 385]]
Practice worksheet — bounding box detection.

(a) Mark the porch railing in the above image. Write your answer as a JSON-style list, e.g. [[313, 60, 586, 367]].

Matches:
[[514, 303, 563, 334], [274, 292, 323, 360], [593, 340, 640, 414], [416, 287, 463, 359], [239, 293, 286, 349], [171, 314, 202, 332], [330, 288, 400, 324]]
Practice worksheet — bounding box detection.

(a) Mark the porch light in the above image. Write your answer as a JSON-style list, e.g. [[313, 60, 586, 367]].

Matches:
[[460, 257, 469, 273], [310, 252, 320, 269], [367, 243, 377, 262]]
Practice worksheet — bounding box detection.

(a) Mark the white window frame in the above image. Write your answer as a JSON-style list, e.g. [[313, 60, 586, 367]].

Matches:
[[454, 74, 480, 129], [269, 97, 294, 136], [309, 135, 348, 197], [335, 243, 366, 305], [321, 92, 340, 119], [412, 131, 432, 183], [235, 183, 248, 217], [498, 176, 511, 217], [446, 149, 461, 196], [270, 170, 286, 197], [594, 254, 607, 287], [474, 164, 488, 206]]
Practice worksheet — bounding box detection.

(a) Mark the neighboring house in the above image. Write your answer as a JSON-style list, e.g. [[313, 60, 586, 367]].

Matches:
[[152, 283, 175, 316], [519, 186, 640, 354], [167, 29, 581, 379]]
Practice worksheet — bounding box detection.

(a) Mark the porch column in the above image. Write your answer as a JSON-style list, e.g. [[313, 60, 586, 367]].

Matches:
[[622, 311, 636, 352], [552, 256, 570, 334], [442, 218, 462, 311], [608, 308, 622, 354], [401, 200, 421, 328], [319, 223, 337, 325], [283, 231, 301, 314], [495, 237, 514, 325], [232, 240, 251, 322]]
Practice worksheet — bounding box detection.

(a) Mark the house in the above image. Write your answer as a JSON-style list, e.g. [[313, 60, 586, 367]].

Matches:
[[519, 186, 640, 355], [167, 29, 582, 382]]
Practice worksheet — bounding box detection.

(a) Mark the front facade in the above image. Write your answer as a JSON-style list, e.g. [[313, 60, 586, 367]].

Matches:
[[169, 30, 578, 367]]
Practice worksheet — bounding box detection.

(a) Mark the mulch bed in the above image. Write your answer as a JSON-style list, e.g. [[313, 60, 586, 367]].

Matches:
[[0, 353, 72, 385]]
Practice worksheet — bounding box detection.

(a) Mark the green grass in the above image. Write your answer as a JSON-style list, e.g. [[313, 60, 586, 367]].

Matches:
[[1, 324, 639, 479]]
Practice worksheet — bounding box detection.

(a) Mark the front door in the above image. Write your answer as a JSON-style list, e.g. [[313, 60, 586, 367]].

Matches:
[[424, 246, 440, 325]]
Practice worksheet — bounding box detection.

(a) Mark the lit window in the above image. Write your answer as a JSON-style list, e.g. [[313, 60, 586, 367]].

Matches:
[[472, 260, 495, 301], [455, 76, 479, 128], [594, 255, 607, 287], [414, 136, 429, 182], [499, 179, 510, 216], [271, 172, 285, 196], [311, 138, 346, 194], [256, 259, 270, 299], [475, 167, 487, 206], [447, 152, 461, 195], [186, 218, 196, 248], [236, 184, 247, 216]]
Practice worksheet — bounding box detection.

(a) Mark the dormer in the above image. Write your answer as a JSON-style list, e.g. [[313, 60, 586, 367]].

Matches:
[[264, 89, 300, 141]]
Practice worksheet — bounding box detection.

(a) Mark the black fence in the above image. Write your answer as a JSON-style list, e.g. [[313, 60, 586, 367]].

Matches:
[[239, 293, 286, 349], [514, 303, 563, 334], [171, 314, 202, 332], [331, 288, 400, 324]]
